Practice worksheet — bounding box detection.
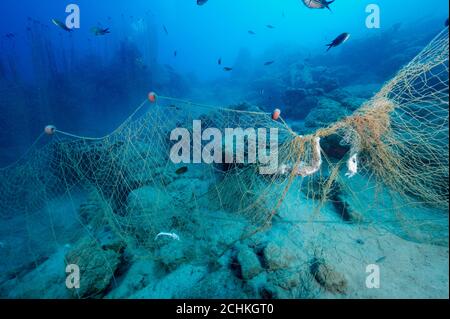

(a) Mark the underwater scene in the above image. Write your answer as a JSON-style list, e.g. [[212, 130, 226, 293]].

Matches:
[[0, 0, 448, 300]]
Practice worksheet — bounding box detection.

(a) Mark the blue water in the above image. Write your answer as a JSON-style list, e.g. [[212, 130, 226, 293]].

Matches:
[[0, 1, 448, 160]]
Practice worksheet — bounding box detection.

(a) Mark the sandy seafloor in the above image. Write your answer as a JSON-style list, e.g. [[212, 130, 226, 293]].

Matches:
[[0, 168, 447, 299]]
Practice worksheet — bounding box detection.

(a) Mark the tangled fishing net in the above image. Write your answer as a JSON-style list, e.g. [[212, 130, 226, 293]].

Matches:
[[0, 28, 448, 297]]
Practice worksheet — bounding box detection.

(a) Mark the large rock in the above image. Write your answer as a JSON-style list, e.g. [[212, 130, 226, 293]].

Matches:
[[284, 88, 307, 102], [237, 246, 263, 280], [310, 258, 348, 294], [166, 178, 210, 205], [315, 75, 340, 93], [0, 249, 72, 298], [319, 134, 351, 160], [131, 264, 209, 298], [105, 257, 156, 298], [115, 141, 169, 187], [283, 88, 319, 120], [344, 83, 381, 99], [189, 268, 247, 298], [340, 96, 367, 112], [155, 240, 190, 272], [304, 97, 349, 129], [287, 63, 314, 88]]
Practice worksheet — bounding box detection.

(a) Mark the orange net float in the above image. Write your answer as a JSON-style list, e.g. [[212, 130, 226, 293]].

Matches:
[[44, 125, 56, 135], [148, 91, 157, 103], [272, 108, 281, 120]]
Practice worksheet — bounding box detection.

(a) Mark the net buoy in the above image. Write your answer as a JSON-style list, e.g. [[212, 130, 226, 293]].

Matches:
[[44, 125, 56, 135], [272, 108, 281, 120], [148, 91, 157, 103]]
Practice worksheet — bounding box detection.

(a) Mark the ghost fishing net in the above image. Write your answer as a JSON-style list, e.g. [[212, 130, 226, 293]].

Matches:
[[316, 28, 449, 210], [0, 28, 448, 298]]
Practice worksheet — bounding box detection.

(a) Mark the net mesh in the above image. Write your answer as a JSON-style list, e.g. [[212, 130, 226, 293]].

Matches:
[[0, 28, 448, 298]]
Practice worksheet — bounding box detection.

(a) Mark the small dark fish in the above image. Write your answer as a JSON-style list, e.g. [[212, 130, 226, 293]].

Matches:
[[197, 0, 209, 5], [223, 67, 233, 71], [51, 19, 72, 32], [266, 25, 275, 29], [174, 50, 177, 57], [163, 25, 169, 35], [326, 32, 350, 52], [264, 60, 275, 66], [446, 18, 449, 27], [248, 30, 256, 35], [5, 33, 15, 39], [176, 166, 188, 175], [302, 0, 335, 11], [356, 239, 364, 245], [169, 104, 181, 110], [218, 58, 222, 65]]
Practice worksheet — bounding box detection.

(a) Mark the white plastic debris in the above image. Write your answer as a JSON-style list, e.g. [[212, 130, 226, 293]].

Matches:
[[345, 153, 358, 178], [276, 137, 323, 177], [155, 232, 180, 241]]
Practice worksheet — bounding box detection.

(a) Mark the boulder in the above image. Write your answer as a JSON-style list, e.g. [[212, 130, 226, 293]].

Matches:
[[155, 240, 189, 272], [315, 75, 340, 93], [268, 270, 301, 290], [288, 63, 314, 88], [263, 242, 296, 270], [320, 134, 351, 160], [132, 264, 209, 298], [327, 88, 352, 101], [340, 96, 367, 112], [126, 186, 174, 241]]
